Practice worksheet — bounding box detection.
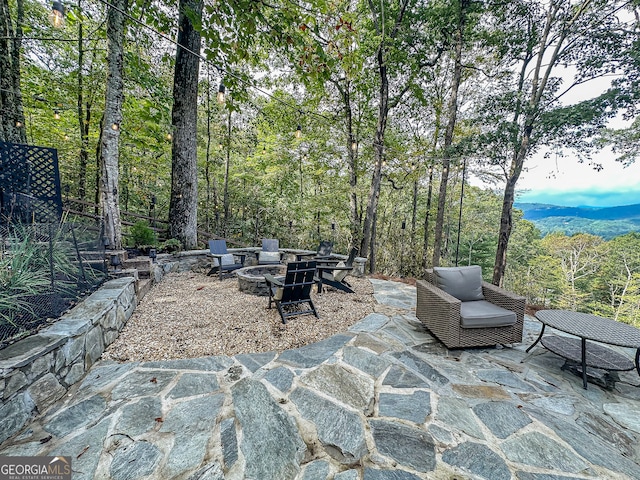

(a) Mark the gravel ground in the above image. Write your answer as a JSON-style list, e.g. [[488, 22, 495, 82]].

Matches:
[[103, 271, 376, 362]]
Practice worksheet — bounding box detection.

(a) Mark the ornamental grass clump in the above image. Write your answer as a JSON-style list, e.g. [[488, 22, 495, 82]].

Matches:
[[0, 230, 52, 334], [0, 223, 105, 346]]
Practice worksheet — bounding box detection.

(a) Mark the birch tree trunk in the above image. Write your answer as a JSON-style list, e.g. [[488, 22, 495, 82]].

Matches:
[[99, 0, 127, 249], [169, 0, 203, 249]]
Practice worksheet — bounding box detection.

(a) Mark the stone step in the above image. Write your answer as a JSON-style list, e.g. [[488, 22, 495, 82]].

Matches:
[[123, 257, 152, 269], [138, 269, 152, 279], [110, 268, 139, 281], [72, 259, 108, 274], [121, 259, 152, 279], [137, 278, 153, 300]]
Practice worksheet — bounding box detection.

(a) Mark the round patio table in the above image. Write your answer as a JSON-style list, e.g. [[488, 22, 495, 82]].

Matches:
[[527, 310, 640, 389]]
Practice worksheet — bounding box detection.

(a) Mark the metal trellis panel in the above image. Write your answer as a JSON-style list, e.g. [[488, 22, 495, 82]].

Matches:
[[0, 141, 62, 224]]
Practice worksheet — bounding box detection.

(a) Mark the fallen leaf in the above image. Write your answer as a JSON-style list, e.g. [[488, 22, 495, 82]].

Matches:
[[196, 286, 205, 291], [155, 417, 163, 422], [39, 435, 52, 444], [150, 377, 157, 383]]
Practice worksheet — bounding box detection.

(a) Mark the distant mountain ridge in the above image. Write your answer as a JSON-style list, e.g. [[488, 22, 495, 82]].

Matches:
[[514, 202, 640, 239]]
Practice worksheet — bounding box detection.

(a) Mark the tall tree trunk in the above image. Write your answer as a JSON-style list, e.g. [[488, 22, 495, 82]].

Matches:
[[432, 0, 467, 267], [299, 150, 303, 200], [369, 208, 377, 273], [0, 0, 11, 140], [169, 0, 203, 249], [335, 79, 361, 248], [422, 107, 442, 274], [492, 0, 573, 286], [360, 0, 411, 266], [411, 176, 418, 269], [77, 0, 90, 205], [360, 44, 389, 262], [204, 71, 219, 233], [0, 0, 25, 143], [613, 264, 632, 322], [493, 126, 530, 285], [10, 0, 24, 143], [99, 0, 127, 249], [422, 164, 435, 274], [454, 158, 466, 266], [94, 114, 104, 220]]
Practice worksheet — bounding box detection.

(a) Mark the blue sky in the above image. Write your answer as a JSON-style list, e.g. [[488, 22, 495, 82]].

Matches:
[[515, 150, 640, 207], [466, 70, 639, 208]]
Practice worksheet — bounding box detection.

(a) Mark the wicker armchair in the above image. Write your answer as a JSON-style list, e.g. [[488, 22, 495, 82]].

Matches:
[[416, 268, 525, 349]]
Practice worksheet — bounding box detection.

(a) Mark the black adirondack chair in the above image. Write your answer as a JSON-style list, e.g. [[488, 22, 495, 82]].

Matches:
[[264, 260, 319, 323], [316, 247, 359, 293], [295, 240, 335, 262], [207, 239, 245, 280], [315, 240, 334, 260]]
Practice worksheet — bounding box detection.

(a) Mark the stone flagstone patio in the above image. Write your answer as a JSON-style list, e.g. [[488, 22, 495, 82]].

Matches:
[[1, 278, 640, 479]]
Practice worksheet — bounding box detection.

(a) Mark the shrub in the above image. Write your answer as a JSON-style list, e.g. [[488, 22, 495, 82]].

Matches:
[[160, 238, 183, 253], [129, 221, 157, 248]]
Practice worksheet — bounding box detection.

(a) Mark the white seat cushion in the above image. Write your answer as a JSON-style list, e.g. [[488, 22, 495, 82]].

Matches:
[[333, 261, 349, 282], [220, 253, 235, 266], [259, 251, 281, 263], [321, 261, 348, 282], [274, 287, 284, 301], [460, 300, 516, 329]]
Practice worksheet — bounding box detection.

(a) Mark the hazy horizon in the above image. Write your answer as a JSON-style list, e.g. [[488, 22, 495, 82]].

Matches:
[[509, 135, 640, 208], [469, 147, 639, 208], [515, 188, 640, 208]]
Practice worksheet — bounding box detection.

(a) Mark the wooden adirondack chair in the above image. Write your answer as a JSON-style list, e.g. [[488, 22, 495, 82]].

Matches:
[[264, 260, 319, 323], [315, 240, 334, 260], [257, 238, 283, 265], [207, 239, 245, 280], [316, 247, 358, 293]]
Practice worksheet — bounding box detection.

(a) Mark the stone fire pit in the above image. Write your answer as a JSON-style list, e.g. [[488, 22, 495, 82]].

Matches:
[[236, 265, 286, 296]]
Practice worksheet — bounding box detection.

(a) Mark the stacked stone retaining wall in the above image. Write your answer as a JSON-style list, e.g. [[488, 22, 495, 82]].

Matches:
[[0, 277, 137, 444]]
